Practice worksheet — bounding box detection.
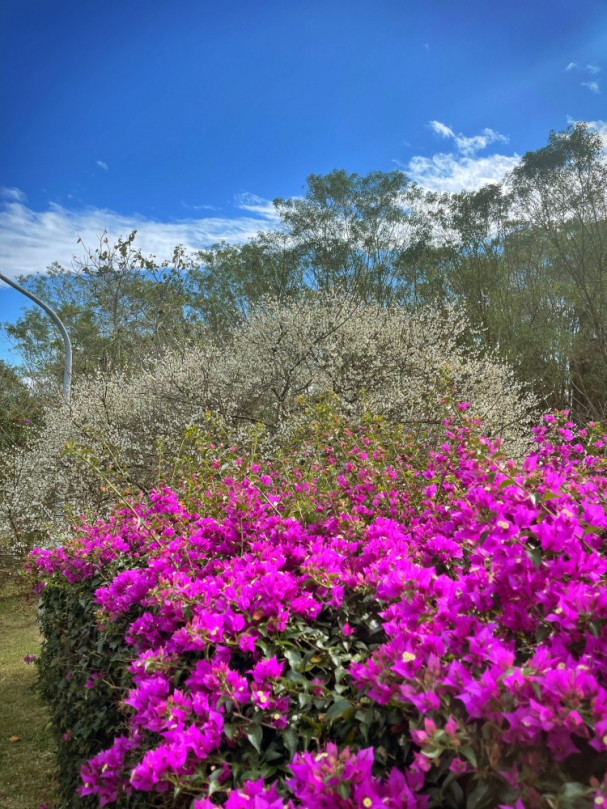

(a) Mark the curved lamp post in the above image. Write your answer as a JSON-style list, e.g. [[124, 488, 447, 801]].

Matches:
[[0, 271, 72, 402]]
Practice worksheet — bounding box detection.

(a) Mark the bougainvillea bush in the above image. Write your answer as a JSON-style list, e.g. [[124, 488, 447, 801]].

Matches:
[[30, 405, 607, 809]]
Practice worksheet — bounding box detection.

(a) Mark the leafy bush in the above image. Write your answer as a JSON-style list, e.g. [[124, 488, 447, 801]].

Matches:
[[29, 403, 607, 809], [2, 296, 536, 550]]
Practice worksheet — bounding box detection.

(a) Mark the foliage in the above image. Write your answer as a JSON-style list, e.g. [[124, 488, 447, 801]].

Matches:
[[33, 567, 157, 808], [0, 358, 41, 450], [29, 403, 607, 809], [4, 123, 606, 423], [3, 232, 202, 385], [426, 123, 607, 421], [0, 297, 535, 550], [508, 123, 607, 418]]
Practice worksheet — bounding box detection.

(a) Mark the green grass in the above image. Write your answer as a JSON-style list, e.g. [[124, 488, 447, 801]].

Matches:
[[0, 573, 56, 809]]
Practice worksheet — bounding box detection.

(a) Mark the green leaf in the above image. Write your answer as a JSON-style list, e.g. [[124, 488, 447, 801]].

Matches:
[[460, 744, 478, 768], [337, 782, 350, 800], [245, 724, 263, 753], [282, 727, 298, 758], [526, 546, 542, 569], [325, 698, 352, 722], [298, 693, 311, 708], [208, 778, 223, 796], [284, 649, 302, 671], [560, 782, 590, 799]]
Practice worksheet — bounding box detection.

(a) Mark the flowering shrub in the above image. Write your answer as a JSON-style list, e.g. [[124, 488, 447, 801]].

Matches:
[[3, 297, 536, 551], [31, 406, 607, 809]]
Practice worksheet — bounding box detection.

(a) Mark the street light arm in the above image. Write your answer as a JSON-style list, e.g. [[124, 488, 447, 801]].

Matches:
[[0, 272, 72, 402]]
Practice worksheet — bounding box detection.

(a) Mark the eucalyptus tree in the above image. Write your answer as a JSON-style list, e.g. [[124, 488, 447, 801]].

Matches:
[[507, 122, 607, 418]]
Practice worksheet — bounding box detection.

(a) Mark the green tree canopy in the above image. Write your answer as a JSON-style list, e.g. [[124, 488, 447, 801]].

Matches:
[[3, 122, 606, 421]]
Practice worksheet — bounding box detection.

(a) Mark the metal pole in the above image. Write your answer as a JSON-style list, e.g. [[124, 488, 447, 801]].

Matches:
[[0, 272, 72, 402]]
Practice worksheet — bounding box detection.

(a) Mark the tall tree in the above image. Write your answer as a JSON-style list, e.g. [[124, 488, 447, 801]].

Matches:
[[3, 124, 606, 421], [4, 231, 201, 385], [508, 123, 607, 418], [273, 169, 431, 303]]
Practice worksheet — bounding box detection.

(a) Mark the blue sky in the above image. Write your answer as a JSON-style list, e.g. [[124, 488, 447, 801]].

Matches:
[[0, 0, 606, 357]]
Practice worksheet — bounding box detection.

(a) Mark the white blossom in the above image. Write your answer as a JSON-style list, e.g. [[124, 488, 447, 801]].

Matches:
[[0, 296, 536, 550]]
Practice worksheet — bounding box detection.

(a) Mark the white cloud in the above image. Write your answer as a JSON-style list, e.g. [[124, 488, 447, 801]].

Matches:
[[582, 81, 601, 93], [406, 122, 518, 191], [0, 187, 27, 203], [0, 196, 278, 278], [429, 120, 455, 139], [96, 160, 108, 170], [455, 129, 509, 157], [233, 192, 280, 222], [407, 152, 520, 192], [566, 62, 602, 74], [588, 119, 607, 148], [181, 200, 217, 211], [565, 63, 602, 90], [428, 121, 509, 157]]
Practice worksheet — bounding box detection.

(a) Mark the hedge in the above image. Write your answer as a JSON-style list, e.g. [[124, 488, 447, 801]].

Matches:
[[30, 405, 607, 809]]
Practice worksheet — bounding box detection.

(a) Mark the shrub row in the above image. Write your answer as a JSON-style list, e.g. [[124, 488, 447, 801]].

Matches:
[[30, 404, 607, 809]]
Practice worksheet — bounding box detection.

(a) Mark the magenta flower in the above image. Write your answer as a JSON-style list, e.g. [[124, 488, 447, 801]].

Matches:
[[28, 412, 607, 808]]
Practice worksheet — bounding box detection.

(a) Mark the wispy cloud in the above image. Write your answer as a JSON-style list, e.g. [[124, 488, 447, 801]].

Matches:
[[429, 121, 455, 139], [407, 152, 520, 192], [406, 122, 518, 191], [0, 187, 27, 203], [566, 62, 601, 73], [181, 200, 218, 211], [428, 121, 509, 157], [0, 195, 278, 278], [233, 192, 280, 221], [565, 62, 602, 92], [4, 119, 604, 280], [582, 81, 601, 94], [96, 160, 108, 170]]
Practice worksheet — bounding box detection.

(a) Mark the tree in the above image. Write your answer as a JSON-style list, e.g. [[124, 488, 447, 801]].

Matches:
[[3, 232, 201, 387], [0, 296, 535, 549], [3, 124, 606, 421], [273, 169, 431, 303], [0, 360, 39, 450], [432, 184, 577, 413], [508, 123, 607, 419]]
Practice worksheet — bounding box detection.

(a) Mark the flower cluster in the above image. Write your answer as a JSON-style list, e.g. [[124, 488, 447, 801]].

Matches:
[[288, 744, 425, 809], [30, 409, 607, 808]]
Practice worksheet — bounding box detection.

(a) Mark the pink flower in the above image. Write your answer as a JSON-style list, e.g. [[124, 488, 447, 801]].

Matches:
[[449, 758, 468, 775]]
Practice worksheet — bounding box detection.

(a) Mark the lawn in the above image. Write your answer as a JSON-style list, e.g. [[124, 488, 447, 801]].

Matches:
[[0, 571, 56, 809]]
